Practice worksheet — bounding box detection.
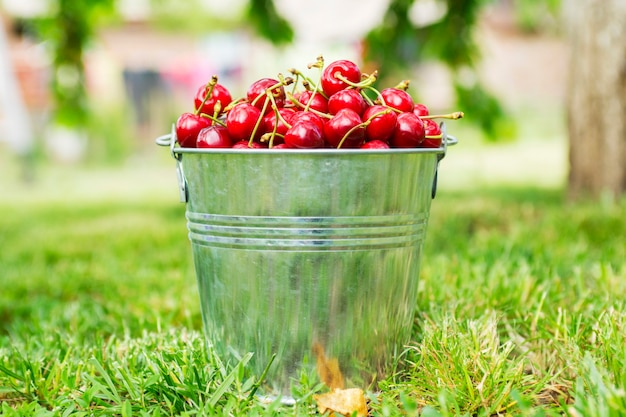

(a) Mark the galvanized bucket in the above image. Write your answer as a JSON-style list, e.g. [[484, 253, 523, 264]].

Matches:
[[156, 124, 457, 399]]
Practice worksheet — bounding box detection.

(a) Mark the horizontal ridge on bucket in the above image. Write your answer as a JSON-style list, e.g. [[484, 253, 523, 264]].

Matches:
[[187, 212, 429, 251]]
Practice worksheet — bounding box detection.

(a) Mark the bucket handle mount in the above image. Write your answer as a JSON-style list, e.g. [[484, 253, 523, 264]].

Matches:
[[155, 124, 188, 203]]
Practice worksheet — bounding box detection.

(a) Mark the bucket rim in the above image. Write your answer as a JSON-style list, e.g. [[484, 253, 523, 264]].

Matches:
[[155, 127, 457, 156], [167, 144, 448, 155]]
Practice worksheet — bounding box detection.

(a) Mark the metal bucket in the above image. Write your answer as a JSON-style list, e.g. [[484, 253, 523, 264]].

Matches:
[[156, 125, 457, 399]]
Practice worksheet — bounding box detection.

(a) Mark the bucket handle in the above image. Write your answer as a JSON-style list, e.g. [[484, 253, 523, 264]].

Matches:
[[155, 126, 188, 203]]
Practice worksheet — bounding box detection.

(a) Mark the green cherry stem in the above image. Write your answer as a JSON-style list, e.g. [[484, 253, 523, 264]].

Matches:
[[287, 68, 302, 95], [365, 109, 393, 122], [361, 90, 375, 106], [336, 123, 366, 149], [264, 95, 287, 147], [421, 111, 465, 120], [335, 108, 392, 149], [393, 79, 410, 91], [368, 85, 389, 107], [250, 77, 293, 108], [199, 112, 226, 127], [286, 92, 332, 119], [335, 70, 378, 90], [274, 108, 292, 130], [307, 56, 327, 106], [289, 69, 321, 93], [248, 98, 269, 147], [307, 55, 324, 70], [222, 97, 244, 113], [194, 75, 218, 115], [261, 132, 285, 148]]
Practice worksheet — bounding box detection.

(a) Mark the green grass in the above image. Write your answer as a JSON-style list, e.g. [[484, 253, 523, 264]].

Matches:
[[1, 170, 625, 415]]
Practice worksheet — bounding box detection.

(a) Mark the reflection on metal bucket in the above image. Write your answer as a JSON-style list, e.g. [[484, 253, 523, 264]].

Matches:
[[157, 129, 456, 399]]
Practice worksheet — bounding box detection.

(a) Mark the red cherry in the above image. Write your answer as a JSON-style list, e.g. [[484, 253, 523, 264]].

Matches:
[[423, 118, 441, 136], [284, 121, 325, 149], [290, 111, 325, 131], [194, 83, 232, 117], [381, 88, 414, 113], [247, 78, 285, 113], [362, 105, 397, 143], [413, 103, 429, 117], [271, 143, 292, 149], [263, 107, 296, 136], [175, 112, 212, 148], [197, 125, 233, 148], [232, 140, 266, 149], [321, 59, 361, 97], [225, 103, 263, 142], [389, 112, 425, 148], [327, 89, 367, 116], [296, 90, 329, 113], [323, 108, 365, 149], [421, 118, 443, 148], [361, 139, 390, 149]]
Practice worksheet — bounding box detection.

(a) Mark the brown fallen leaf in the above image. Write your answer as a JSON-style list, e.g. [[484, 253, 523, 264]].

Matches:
[[314, 387, 369, 417], [312, 342, 345, 390]]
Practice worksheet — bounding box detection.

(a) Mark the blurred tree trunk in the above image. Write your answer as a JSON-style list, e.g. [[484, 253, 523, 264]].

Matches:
[[565, 0, 626, 200]]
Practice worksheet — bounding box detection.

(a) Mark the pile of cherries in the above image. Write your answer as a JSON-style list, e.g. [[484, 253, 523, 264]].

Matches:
[[175, 56, 463, 149]]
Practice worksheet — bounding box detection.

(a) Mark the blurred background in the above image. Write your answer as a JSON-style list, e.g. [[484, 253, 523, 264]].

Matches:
[[0, 0, 624, 203]]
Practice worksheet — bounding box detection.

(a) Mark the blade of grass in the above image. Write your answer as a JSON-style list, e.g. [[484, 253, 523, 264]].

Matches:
[[208, 352, 253, 408]]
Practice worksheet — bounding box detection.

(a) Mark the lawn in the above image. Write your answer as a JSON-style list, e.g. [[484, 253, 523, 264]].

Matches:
[[1, 149, 625, 416]]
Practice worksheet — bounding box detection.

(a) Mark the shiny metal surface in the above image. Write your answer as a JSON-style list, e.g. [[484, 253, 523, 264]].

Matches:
[[178, 148, 442, 398], [156, 125, 455, 398]]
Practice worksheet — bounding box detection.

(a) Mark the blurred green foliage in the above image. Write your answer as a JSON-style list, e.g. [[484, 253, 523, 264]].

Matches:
[[23, 0, 561, 153], [32, 0, 117, 127], [363, 0, 513, 141], [245, 0, 294, 45], [513, 0, 562, 33]]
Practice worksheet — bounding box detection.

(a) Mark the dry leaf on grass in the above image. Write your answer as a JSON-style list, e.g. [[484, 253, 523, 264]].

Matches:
[[312, 342, 369, 416], [313, 342, 345, 390], [314, 387, 369, 417]]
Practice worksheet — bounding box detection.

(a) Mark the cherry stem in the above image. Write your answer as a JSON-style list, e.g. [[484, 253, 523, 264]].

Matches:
[[287, 68, 301, 95], [264, 96, 288, 147], [275, 108, 292, 129], [194, 75, 218, 115], [250, 77, 293, 108], [303, 87, 323, 113], [213, 101, 222, 118], [335, 109, 392, 149], [336, 123, 365, 149], [286, 92, 332, 119], [335, 70, 378, 90], [261, 132, 285, 148], [199, 111, 226, 127], [248, 98, 269, 147], [223, 97, 244, 113], [368, 86, 390, 107], [364, 109, 393, 124], [426, 134, 443, 139], [393, 79, 410, 91], [289, 67, 322, 97], [361, 90, 375, 106], [303, 56, 327, 106], [421, 111, 465, 120], [307, 55, 324, 70]]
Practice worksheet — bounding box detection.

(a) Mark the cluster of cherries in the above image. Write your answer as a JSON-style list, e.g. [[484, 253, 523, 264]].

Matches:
[[175, 57, 463, 150]]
